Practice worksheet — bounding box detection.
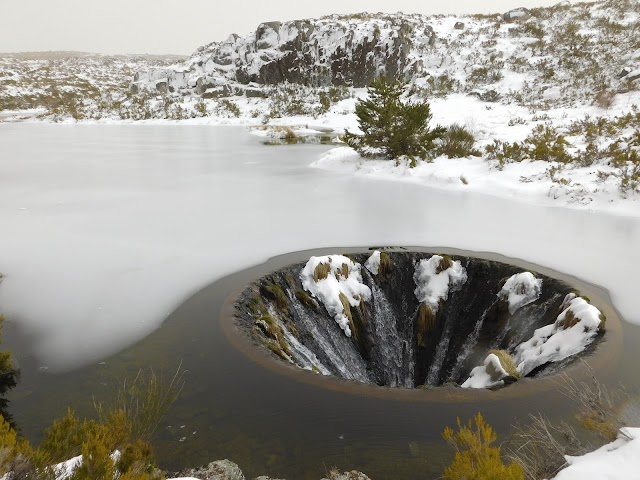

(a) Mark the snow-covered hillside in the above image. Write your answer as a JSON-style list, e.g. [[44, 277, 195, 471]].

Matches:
[[2, 0, 639, 207]]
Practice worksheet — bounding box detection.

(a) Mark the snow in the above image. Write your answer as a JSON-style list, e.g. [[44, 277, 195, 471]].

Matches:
[[413, 255, 467, 313], [461, 353, 509, 389], [364, 250, 381, 275], [552, 428, 640, 480], [498, 272, 543, 315], [300, 255, 371, 337], [515, 294, 603, 376]]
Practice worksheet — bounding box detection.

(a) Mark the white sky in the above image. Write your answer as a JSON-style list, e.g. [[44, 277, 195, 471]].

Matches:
[[2, 0, 570, 55]]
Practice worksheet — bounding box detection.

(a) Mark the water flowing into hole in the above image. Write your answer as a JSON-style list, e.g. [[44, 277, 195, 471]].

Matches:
[[234, 251, 605, 390]]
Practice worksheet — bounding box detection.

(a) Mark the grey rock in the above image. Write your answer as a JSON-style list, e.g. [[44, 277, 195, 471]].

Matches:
[[155, 81, 168, 94], [177, 459, 245, 480], [253, 477, 286, 480], [256, 22, 282, 50], [619, 67, 632, 79], [454, 21, 465, 30], [502, 8, 532, 22]]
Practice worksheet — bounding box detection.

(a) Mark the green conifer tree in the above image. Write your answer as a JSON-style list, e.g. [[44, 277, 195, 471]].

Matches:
[[344, 77, 445, 164]]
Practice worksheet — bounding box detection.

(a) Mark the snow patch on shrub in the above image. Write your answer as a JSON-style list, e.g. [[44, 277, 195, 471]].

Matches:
[[498, 272, 543, 314], [413, 255, 467, 313], [300, 255, 371, 337]]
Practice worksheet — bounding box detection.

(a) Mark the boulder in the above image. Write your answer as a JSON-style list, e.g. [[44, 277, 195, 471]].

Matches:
[[502, 8, 532, 22], [176, 459, 245, 480], [155, 81, 169, 94], [454, 21, 465, 30]]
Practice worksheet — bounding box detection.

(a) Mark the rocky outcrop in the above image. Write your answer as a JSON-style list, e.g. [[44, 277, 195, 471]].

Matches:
[[502, 8, 532, 22], [133, 16, 429, 94]]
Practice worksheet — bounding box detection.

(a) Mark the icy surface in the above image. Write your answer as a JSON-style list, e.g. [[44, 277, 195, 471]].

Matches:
[[413, 255, 467, 313], [364, 250, 381, 275], [552, 428, 640, 480], [300, 255, 371, 337], [498, 272, 543, 315], [515, 294, 603, 376], [461, 353, 508, 389], [1, 125, 639, 371]]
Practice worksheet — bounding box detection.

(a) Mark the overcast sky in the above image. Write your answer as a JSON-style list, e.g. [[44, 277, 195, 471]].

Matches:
[[2, 0, 570, 55]]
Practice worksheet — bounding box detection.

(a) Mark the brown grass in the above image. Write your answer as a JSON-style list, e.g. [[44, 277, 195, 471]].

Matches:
[[489, 349, 522, 378], [593, 89, 615, 109], [335, 263, 349, 280], [379, 252, 394, 279], [557, 310, 579, 330], [416, 303, 437, 348], [435, 255, 454, 274], [338, 292, 357, 339], [314, 262, 331, 281]]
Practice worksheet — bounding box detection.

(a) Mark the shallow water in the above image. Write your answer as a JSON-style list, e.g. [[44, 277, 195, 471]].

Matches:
[[1, 125, 640, 478]]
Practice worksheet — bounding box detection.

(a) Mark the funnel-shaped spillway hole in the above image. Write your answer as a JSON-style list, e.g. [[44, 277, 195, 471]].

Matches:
[[234, 252, 605, 390]]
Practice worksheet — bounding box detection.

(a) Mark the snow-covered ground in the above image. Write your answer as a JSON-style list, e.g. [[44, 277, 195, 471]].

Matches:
[[553, 428, 640, 480]]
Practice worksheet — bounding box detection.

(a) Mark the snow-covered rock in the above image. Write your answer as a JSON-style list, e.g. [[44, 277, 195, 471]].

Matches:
[[413, 255, 467, 313], [461, 353, 510, 389], [498, 272, 543, 315], [300, 255, 371, 337], [364, 250, 381, 275], [515, 293, 603, 376]]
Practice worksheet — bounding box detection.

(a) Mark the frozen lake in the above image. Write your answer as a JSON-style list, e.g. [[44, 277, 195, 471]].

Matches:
[[2, 124, 640, 479], [1, 124, 639, 371]]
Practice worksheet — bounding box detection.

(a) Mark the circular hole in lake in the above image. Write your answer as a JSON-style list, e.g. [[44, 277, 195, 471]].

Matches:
[[231, 249, 610, 392], [7, 247, 626, 480]]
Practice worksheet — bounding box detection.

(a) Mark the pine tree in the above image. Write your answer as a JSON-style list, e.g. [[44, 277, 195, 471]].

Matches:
[[344, 77, 445, 164]]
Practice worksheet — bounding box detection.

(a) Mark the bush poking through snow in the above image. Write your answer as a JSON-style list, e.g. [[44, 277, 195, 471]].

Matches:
[[343, 77, 445, 163], [436, 124, 481, 158], [442, 413, 524, 480]]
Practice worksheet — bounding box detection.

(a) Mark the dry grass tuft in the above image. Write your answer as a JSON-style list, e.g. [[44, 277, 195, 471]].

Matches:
[[314, 262, 331, 281], [416, 303, 438, 348], [489, 349, 522, 378]]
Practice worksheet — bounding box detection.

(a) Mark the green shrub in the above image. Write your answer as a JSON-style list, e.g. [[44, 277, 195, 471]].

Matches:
[[344, 77, 445, 163], [0, 316, 19, 427], [0, 414, 17, 475], [437, 124, 481, 158], [443, 413, 524, 480]]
